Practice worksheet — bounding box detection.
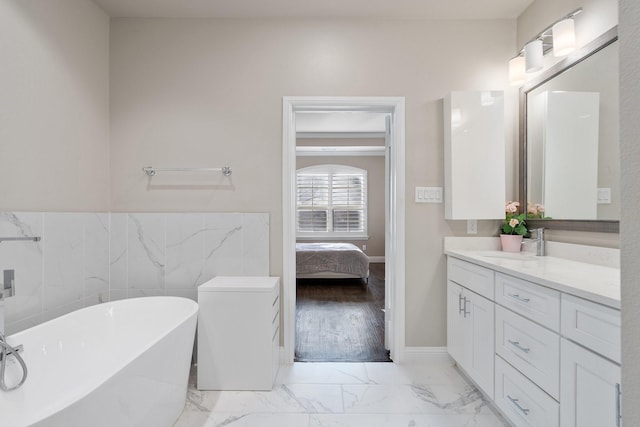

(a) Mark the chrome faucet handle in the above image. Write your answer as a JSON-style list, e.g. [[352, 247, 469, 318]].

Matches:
[[0, 270, 15, 300]]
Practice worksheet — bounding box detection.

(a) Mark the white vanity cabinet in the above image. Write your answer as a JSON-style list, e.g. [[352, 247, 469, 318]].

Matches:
[[447, 258, 495, 398], [560, 295, 622, 427], [446, 252, 621, 427]]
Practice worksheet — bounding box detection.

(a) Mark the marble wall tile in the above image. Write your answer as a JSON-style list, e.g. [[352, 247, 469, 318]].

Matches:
[[6, 313, 42, 336], [109, 213, 128, 290], [127, 214, 165, 290], [166, 214, 204, 290], [84, 213, 109, 300], [127, 289, 164, 298], [109, 289, 128, 302], [241, 213, 270, 276], [165, 288, 197, 302], [43, 299, 84, 323], [2, 210, 271, 333], [202, 213, 243, 278], [43, 213, 84, 318], [0, 212, 43, 331]]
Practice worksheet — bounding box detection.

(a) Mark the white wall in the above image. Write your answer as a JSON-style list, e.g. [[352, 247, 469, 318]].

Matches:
[[110, 18, 517, 346], [620, 0, 640, 423], [0, 0, 110, 211]]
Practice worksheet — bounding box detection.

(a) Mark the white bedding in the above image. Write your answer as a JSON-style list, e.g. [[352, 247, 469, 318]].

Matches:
[[296, 243, 369, 279]]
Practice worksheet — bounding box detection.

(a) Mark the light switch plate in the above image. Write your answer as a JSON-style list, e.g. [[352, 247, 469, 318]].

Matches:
[[415, 187, 443, 203], [597, 188, 611, 204]]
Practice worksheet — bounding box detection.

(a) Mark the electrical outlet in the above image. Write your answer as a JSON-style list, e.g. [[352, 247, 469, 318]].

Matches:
[[467, 220, 478, 234], [362, 244, 367, 251]]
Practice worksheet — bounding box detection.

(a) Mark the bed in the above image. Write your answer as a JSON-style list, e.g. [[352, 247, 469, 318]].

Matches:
[[296, 242, 369, 279]]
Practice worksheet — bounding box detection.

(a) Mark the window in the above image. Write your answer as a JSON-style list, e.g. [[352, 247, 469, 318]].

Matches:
[[296, 165, 367, 238]]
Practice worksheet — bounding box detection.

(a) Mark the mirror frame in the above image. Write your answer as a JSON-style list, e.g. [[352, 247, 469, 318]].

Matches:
[[519, 26, 619, 233]]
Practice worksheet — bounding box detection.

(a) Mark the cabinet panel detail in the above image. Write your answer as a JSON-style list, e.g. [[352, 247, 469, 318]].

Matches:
[[561, 294, 621, 363], [495, 356, 560, 427], [447, 257, 494, 299], [496, 306, 560, 399], [495, 272, 560, 331]]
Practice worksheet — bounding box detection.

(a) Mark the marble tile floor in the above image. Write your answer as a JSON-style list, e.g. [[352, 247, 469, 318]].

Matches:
[[174, 362, 510, 427]]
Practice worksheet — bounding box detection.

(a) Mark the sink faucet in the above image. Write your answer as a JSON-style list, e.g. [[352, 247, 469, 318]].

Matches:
[[534, 228, 545, 256]]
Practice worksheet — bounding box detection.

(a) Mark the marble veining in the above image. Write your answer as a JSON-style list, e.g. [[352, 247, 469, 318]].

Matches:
[[0, 212, 43, 253], [204, 225, 242, 260], [175, 363, 508, 427], [2, 211, 270, 335], [129, 214, 165, 271]]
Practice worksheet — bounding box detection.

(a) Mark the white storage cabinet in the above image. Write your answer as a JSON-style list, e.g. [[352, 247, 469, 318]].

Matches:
[[197, 276, 280, 391]]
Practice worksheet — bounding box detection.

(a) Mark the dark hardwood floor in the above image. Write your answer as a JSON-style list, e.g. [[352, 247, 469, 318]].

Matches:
[[295, 263, 391, 362]]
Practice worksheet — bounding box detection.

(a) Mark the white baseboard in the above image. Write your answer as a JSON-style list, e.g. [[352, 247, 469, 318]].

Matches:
[[402, 347, 453, 364], [368, 256, 385, 263]]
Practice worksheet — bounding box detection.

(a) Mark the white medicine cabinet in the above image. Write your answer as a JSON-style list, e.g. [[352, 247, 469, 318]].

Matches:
[[444, 91, 506, 220]]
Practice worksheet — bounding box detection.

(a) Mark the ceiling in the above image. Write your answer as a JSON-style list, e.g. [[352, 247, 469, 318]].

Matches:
[[92, 0, 535, 20]]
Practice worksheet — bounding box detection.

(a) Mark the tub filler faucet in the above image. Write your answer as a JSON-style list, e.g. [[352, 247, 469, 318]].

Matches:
[[0, 269, 27, 391]]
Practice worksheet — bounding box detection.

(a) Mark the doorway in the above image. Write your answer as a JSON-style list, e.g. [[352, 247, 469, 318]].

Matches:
[[282, 96, 406, 364]]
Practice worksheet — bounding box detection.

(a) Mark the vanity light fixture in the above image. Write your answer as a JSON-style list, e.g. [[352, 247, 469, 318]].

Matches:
[[524, 39, 544, 73], [508, 56, 526, 86], [508, 8, 582, 86], [552, 18, 577, 56]]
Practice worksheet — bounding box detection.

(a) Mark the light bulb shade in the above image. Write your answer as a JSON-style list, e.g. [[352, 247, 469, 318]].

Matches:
[[552, 18, 576, 57], [508, 56, 526, 86], [524, 39, 544, 73]]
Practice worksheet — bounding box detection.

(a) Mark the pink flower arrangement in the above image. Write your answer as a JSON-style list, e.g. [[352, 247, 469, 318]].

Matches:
[[527, 202, 546, 219], [501, 201, 527, 236]]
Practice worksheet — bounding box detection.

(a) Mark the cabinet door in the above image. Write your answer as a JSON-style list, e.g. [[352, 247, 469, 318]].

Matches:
[[561, 339, 621, 427], [467, 290, 495, 399], [447, 281, 467, 364]]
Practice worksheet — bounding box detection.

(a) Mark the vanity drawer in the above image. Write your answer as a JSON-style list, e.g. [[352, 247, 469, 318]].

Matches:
[[561, 294, 620, 363], [447, 257, 494, 300], [495, 273, 560, 332], [496, 305, 560, 399], [495, 355, 559, 427]]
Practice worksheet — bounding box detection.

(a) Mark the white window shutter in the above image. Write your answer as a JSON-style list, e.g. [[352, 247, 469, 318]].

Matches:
[[296, 165, 367, 237]]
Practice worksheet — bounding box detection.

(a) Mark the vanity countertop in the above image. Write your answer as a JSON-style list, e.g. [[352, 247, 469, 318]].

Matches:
[[445, 249, 620, 309]]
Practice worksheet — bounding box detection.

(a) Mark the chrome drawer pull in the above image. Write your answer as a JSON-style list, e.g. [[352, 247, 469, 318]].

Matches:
[[507, 395, 530, 415], [463, 297, 470, 318], [508, 339, 531, 353], [508, 293, 531, 303], [458, 293, 464, 315]]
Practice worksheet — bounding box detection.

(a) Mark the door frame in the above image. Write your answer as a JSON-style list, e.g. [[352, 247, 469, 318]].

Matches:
[[282, 96, 406, 363]]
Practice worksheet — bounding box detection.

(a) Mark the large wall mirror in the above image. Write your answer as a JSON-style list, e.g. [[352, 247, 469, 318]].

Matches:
[[519, 27, 619, 233]]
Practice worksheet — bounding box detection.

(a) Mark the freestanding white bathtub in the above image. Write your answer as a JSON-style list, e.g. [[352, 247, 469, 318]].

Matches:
[[0, 296, 198, 427]]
